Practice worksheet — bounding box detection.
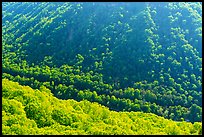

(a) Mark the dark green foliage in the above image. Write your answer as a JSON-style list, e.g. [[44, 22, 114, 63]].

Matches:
[[2, 1, 202, 128]]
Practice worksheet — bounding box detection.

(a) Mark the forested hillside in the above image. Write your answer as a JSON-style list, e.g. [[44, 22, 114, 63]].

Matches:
[[2, 2, 202, 132], [2, 79, 202, 135]]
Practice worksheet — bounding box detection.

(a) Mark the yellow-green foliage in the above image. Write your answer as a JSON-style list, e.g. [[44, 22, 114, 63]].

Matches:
[[2, 79, 202, 135]]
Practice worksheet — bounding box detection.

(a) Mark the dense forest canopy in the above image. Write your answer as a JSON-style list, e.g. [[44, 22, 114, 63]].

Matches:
[[2, 2, 202, 135], [2, 79, 202, 135]]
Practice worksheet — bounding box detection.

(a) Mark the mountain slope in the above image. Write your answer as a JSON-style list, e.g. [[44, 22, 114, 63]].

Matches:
[[2, 2, 202, 122]]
